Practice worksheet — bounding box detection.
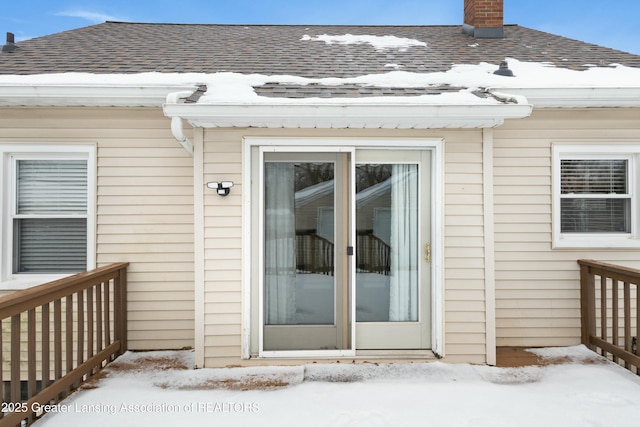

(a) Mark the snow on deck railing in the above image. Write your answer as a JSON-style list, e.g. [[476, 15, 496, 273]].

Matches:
[[579, 259, 640, 375], [0, 263, 128, 426]]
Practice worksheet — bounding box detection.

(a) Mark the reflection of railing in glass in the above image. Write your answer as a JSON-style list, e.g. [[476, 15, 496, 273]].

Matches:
[[356, 232, 390, 275], [296, 231, 334, 276], [295, 231, 392, 277]]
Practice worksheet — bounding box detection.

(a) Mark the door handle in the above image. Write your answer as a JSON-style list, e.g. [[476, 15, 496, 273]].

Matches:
[[425, 243, 431, 263]]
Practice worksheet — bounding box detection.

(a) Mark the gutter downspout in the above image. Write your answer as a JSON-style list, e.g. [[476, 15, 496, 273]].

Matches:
[[166, 91, 196, 156]]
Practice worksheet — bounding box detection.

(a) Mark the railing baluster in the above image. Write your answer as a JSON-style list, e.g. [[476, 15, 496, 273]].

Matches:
[[600, 275, 607, 357], [11, 314, 21, 402], [624, 282, 631, 370], [27, 308, 36, 399], [104, 280, 111, 348], [65, 295, 73, 376], [77, 289, 84, 368], [42, 303, 50, 389], [27, 308, 36, 424], [96, 282, 103, 352], [54, 299, 62, 382], [87, 286, 94, 372], [612, 279, 619, 364]]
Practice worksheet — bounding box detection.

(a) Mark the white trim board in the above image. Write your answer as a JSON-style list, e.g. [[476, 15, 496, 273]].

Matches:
[[241, 137, 444, 360]]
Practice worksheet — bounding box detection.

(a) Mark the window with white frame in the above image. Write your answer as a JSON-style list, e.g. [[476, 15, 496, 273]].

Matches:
[[554, 145, 639, 248], [1, 145, 95, 282]]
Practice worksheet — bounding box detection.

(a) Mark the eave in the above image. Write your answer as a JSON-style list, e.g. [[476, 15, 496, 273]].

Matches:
[[0, 84, 199, 107], [162, 102, 533, 129]]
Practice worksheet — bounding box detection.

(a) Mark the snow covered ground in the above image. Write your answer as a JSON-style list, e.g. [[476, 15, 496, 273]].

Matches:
[[34, 345, 640, 427]]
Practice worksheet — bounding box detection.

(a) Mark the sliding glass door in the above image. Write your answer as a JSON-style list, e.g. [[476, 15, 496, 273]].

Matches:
[[255, 147, 431, 353]]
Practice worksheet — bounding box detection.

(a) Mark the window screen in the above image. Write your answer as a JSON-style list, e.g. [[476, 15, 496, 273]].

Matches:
[[560, 159, 631, 233], [13, 159, 88, 273]]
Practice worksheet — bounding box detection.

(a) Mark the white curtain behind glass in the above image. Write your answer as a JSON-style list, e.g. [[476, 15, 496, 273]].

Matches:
[[264, 163, 297, 324], [389, 164, 418, 321]]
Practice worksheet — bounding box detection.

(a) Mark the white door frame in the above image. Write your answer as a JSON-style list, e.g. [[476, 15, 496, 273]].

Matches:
[[242, 137, 444, 359]]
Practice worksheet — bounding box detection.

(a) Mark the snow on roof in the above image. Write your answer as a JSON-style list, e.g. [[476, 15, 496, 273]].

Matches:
[[300, 34, 428, 51], [0, 59, 639, 107]]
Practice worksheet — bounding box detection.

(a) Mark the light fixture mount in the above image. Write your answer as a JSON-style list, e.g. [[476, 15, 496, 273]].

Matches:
[[207, 181, 234, 196]]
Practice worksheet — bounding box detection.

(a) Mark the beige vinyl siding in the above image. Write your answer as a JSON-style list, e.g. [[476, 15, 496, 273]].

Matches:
[[201, 128, 488, 367], [442, 131, 487, 363], [493, 108, 640, 347], [202, 129, 243, 365], [0, 107, 195, 351]]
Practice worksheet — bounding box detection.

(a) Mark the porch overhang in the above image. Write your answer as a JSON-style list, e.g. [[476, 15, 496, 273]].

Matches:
[[162, 101, 533, 129]]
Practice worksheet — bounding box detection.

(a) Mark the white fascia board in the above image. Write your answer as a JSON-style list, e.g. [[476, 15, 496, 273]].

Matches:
[[489, 87, 640, 108], [0, 84, 199, 107], [163, 102, 533, 129]]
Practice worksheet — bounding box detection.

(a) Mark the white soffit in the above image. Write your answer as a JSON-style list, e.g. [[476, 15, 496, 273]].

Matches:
[[162, 102, 533, 129]]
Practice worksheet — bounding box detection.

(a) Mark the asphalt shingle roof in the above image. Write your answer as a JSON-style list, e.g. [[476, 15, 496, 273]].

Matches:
[[1, 22, 639, 99]]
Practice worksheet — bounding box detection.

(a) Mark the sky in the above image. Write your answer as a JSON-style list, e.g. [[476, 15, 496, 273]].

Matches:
[[1, 1, 639, 55]]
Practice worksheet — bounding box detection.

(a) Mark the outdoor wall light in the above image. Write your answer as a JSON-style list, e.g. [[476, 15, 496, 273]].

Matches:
[[207, 181, 234, 196]]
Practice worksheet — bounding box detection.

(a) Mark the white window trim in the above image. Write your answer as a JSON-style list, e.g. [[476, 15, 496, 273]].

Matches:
[[242, 137, 444, 360], [1, 144, 96, 290], [553, 144, 640, 248]]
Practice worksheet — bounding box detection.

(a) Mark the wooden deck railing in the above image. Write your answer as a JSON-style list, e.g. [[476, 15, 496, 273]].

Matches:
[[0, 263, 128, 426], [578, 259, 640, 374]]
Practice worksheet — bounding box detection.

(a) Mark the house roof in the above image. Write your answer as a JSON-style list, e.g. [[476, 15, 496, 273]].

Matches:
[[2, 22, 639, 79], [1, 22, 640, 134]]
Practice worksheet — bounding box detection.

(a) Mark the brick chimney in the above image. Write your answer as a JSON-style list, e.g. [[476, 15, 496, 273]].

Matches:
[[463, 0, 504, 39]]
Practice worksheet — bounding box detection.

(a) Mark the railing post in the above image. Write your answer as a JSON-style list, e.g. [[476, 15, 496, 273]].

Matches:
[[113, 266, 128, 355], [579, 262, 596, 350], [120, 266, 128, 353]]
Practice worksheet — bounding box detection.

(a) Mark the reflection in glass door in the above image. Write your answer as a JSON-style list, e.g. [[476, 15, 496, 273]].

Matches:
[[354, 150, 430, 350], [262, 153, 349, 351], [355, 164, 418, 322], [264, 162, 335, 326]]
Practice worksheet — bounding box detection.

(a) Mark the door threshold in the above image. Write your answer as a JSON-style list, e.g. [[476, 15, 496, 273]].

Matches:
[[250, 349, 437, 363], [355, 349, 437, 359]]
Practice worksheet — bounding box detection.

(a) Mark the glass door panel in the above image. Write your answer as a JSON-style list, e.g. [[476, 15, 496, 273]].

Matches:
[[264, 161, 336, 326], [262, 152, 350, 352], [355, 164, 419, 322], [354, 150, 431, 350]]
